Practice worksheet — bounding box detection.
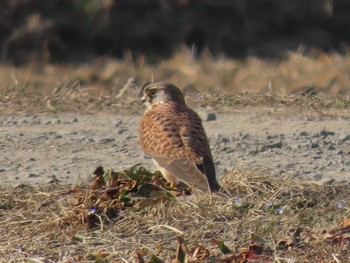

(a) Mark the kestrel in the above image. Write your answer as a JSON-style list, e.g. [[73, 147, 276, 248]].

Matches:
[[139, 82, 220, 193]]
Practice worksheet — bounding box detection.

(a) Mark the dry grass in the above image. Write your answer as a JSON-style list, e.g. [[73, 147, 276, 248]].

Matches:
[[1, 50, 350, 262], [0, 48, 350, 115], [0, 168, 349, 262]]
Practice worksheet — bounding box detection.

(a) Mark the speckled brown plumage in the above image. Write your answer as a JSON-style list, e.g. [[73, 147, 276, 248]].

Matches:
[[140, 82, 220, 193]]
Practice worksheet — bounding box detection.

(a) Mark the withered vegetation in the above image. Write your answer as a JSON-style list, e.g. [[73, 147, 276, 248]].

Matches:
[[1, 49, 350, 262], [0, 49, 350, 115], [0, 166, 349, 262]]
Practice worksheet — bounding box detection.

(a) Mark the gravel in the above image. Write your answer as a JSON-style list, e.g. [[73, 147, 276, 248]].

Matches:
[[0, 110, 349, 186]]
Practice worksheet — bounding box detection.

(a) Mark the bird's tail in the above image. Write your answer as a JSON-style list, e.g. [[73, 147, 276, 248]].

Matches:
[[201, 156, 221, 192]]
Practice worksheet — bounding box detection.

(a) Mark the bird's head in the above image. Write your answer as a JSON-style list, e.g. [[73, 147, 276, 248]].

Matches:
[[141, 82, 186, 110]]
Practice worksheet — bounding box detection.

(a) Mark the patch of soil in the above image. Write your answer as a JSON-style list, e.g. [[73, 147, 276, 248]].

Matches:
[[1, 107, 349, 187]]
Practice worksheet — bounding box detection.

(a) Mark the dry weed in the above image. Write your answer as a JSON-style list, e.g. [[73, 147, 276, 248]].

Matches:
[[0, 167, 349, 262], [0, 49, 350, 115]]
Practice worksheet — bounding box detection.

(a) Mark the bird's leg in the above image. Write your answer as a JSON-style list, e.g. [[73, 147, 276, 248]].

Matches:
[[170, 182, 176, 189], [169, 181, 181, 192]]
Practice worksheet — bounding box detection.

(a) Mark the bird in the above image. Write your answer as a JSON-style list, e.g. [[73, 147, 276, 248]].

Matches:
[[139, 82, 221, 193]]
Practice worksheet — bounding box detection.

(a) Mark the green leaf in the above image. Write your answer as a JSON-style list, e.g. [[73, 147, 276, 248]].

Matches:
[[124, 168, 142, 182], [216, 240, 231, 254], [137, 166, 155, 179], [119, 190, 131, 202]]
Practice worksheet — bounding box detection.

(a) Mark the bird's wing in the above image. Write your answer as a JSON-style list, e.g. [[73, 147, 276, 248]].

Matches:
[[153, 156, 210, 193], [177, 110, 221, 191]]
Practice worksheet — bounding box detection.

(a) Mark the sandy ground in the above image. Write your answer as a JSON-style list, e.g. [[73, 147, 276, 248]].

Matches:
[[0, 108, 349, 187]]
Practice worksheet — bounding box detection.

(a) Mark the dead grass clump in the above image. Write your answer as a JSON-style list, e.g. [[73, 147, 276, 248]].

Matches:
[[0, 168, 349, 262], [1, 49, 350, 115], [0, 76, 144, 115]]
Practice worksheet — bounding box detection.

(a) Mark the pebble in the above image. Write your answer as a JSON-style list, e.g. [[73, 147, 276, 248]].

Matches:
[[342, 135, 350, 142], [46, 175, 61, 184], [198, 110, 216, 122], [320, 130, 335, 138], [117, 127, 128, 134], [219, 137, 230, 145], [328, 145, 336, 150], [28, 173, 40, 178], [299, 131, 309, 137], [115, 120, 123, 127], [32, 120, 42, 125], [311, 143, 319, 148], [260, 141, 283, 152], [99, 138, 116, 144]]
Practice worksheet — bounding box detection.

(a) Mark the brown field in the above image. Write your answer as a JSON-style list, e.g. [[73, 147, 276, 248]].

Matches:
[[1, 50, 350, 262], [1, 48, 350, 114]]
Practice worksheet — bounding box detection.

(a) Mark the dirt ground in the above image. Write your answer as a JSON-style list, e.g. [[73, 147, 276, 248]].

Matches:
[[1, 106, 349, 187]]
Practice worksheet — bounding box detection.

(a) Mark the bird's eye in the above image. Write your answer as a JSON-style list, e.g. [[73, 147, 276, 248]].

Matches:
[[149, 89, 156, 96]]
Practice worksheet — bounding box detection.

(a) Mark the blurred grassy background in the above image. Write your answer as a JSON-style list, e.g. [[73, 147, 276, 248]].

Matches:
[[1, 0, 350, 99]]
